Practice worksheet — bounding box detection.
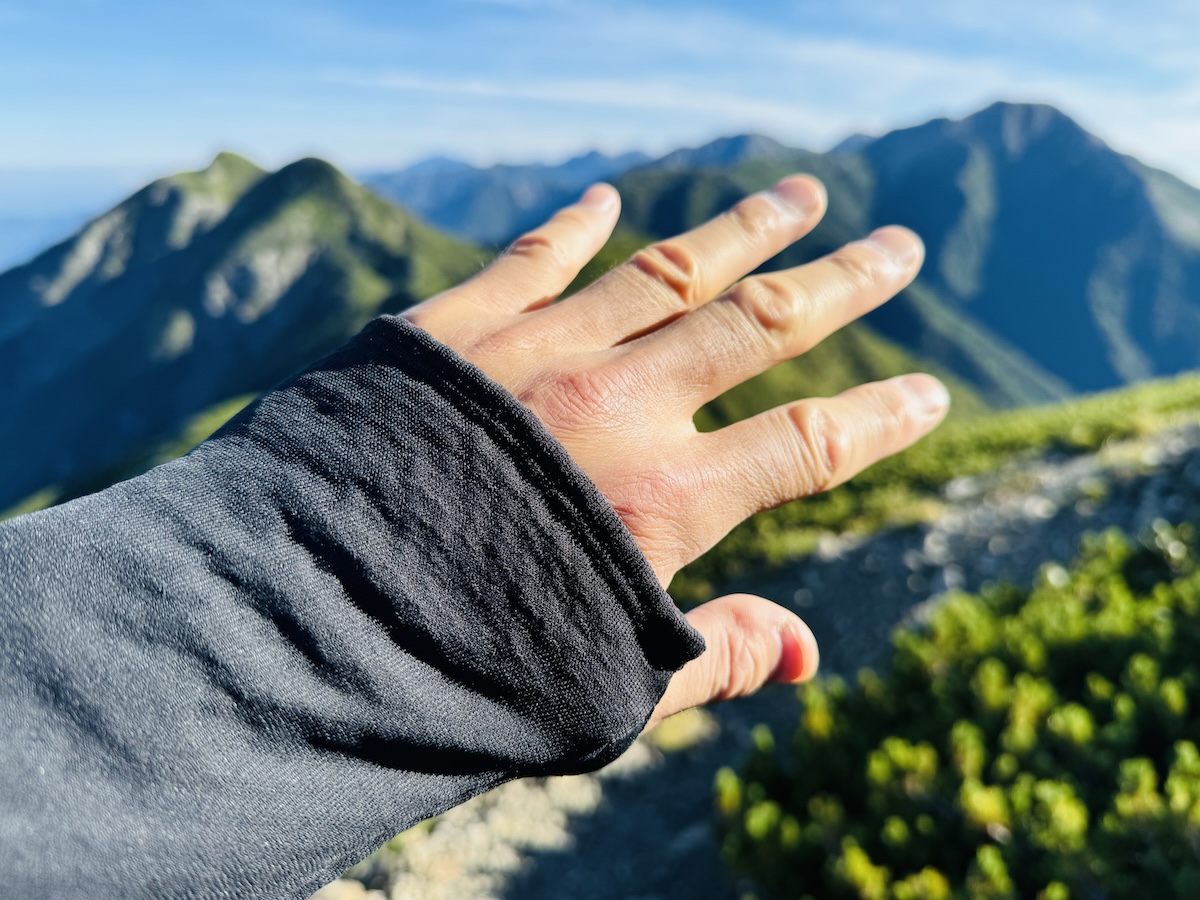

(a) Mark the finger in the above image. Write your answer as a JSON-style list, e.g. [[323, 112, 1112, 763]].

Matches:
[[621, 227, 924, 414], [487, 183, 622, 311], [648, 594, 818, 728], [683, 375, 950, 557], [405, 183, 620, 334], [543, 175, 827, 348]]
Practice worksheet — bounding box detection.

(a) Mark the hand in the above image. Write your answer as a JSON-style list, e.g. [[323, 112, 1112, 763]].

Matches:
[[402, 178, 949, 729]]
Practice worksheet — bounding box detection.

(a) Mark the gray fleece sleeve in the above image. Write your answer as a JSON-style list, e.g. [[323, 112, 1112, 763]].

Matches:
[[0, 314, 705, 899]]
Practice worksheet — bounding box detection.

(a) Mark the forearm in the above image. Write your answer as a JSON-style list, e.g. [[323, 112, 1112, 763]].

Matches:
[[0, 315, 702, 899]]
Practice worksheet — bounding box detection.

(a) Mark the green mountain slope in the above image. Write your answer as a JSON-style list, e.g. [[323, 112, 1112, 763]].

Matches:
[[0, 153, 486, 510]]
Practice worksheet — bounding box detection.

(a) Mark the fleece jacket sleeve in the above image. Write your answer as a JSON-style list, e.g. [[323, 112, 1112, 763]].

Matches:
[[0, 314, 706, 900]]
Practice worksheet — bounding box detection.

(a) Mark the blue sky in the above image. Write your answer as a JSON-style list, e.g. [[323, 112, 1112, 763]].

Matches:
[[1, 0, 1199, 206]]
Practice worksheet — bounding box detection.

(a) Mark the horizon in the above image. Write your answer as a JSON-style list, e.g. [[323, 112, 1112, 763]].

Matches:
[[0, 94, 1188, 273], [0, 98, 1184, 213]]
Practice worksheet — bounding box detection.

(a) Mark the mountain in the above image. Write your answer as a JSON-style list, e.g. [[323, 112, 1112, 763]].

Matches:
[[612, 149, 1071, 409], [363, 149, 650, 246], [611, 102, 1200, 404], [10, 100, 1200, 513], [858, 101, 1200, 393], [643, 134, 796, 172], [830, 133, 875, 155], [0, 152, 484, 511]]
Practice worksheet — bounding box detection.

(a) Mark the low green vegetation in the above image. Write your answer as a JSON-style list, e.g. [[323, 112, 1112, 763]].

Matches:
[[717, 522, 1200, 898], [673, 372, 1200, 602]]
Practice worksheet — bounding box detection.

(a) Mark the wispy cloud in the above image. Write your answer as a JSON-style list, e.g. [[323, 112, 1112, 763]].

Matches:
[[325, 69, 828, 127], [4, 0, 1200, 183]]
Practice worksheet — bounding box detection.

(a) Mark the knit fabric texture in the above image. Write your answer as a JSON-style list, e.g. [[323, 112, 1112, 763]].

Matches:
[[0, 315, 705, 899]]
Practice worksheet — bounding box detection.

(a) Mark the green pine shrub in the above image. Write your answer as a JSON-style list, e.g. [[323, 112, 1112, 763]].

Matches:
[[716, 522, 1200, 898]]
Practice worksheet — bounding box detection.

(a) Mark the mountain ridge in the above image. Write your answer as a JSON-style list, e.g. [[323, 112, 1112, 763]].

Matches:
[[603, 101, 1200, 405], [0, 153, 484, 510]]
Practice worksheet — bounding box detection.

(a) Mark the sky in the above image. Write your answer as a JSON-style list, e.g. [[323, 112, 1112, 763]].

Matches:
[[1, 0, 1200, 211]]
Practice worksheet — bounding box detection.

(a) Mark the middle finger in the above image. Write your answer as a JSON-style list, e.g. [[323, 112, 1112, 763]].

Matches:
[[539, 175, 827, 348]]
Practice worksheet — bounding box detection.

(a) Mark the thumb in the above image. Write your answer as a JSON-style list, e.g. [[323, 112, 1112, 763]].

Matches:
[[646, 594, 819, 731]]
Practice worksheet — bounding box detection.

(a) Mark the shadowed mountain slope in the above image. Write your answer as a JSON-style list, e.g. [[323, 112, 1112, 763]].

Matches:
[[861, 102, 1200, 392]]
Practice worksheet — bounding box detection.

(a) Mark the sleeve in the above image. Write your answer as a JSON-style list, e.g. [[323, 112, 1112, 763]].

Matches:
[[0, 315, 705, 900]]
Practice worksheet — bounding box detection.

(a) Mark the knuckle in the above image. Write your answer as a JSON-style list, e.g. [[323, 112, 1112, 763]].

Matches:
[[711, 608, 771, 702], [829, 243, 884, 291], [872, 382, 919, 438], [728, 192, 785, 242], [517, 366, 623, 431], [630, 241, 702, 309], [784, 403, 849, 494], [466, 320, 543, 359], [551, 205, 591, 231], [727, 276, 801, 338], [505, 230, 571, 276]]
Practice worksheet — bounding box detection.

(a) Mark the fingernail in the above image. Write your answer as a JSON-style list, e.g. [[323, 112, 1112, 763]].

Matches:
[[862, 226, 924, 270], [578, 183, 618, 213], [899, 373, 951, 418], [770, 176, 824, 219], [775, 621, 819, 684]]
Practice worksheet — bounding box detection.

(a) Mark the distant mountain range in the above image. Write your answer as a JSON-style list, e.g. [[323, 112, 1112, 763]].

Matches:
[[362, 136, 803, 247], [363, 150, 650, 246], [5, 101, 1200, 512]]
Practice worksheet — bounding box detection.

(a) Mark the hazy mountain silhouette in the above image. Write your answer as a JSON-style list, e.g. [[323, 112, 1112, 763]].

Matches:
[[644, 134, 796, 172], [364, 149, 650, 246]]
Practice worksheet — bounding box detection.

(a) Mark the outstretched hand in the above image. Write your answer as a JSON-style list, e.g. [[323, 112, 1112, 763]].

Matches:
[[403, 177, 949, 729]]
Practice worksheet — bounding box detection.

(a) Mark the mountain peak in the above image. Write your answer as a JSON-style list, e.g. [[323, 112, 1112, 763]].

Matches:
[[398, 156, 474, 178], [649, 133, 796, 172], [203, 151, 262, 178], [958, 101, 1098, 157], [831, 133, 875, 155]]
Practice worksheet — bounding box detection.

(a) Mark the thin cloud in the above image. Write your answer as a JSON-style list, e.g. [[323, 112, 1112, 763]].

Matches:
[[326, 70, 828, 127]]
